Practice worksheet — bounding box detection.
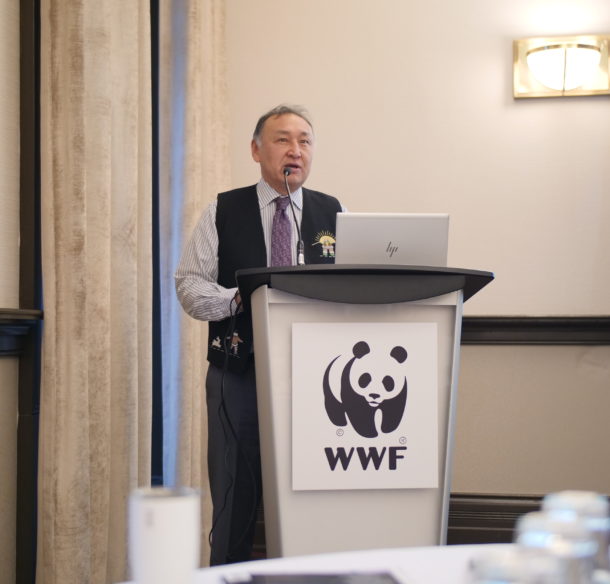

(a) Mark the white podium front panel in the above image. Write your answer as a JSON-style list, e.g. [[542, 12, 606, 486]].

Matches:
[[251, 287, 463, 559], [292, 321, 439, 491]]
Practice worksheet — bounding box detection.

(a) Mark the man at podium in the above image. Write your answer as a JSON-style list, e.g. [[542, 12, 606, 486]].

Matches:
[[175, 105, 344, 565]]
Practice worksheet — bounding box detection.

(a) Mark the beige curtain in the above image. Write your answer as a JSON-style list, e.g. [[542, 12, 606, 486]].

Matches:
[[158, 0, 230, 566], [38, 1, 152, 583]]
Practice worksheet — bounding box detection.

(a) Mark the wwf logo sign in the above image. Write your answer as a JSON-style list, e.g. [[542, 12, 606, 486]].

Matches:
[[323, 340, 408, 438], [292, 322, 439, 491]]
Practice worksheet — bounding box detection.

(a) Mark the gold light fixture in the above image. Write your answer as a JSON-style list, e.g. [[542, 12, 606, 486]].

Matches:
[[513, 34, 610, 98]]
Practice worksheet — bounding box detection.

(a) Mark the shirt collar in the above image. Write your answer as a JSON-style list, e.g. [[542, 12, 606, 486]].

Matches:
[[257, 179, 303, 210]]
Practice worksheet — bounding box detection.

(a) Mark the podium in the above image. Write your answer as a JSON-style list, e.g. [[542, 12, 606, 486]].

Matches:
[[235, 265, 493, 558]]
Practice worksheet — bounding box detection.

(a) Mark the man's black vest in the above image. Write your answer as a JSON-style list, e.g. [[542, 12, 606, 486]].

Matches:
[[207, 184, 342, 373]]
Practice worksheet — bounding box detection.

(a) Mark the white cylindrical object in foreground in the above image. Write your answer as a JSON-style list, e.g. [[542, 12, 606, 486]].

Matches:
[[129, 487, 200, 584]]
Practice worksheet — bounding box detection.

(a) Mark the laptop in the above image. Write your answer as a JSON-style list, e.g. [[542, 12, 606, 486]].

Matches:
[[334, 212, 449, 266]]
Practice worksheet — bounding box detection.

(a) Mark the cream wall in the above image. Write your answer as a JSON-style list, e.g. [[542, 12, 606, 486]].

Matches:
[[225, 0, 610, 496], [0, 0, 20, 580], [225, 0, 610, 317], [453, 344, 610, 494], [0, 360, 18, 582], [0, 0, 20, 308]]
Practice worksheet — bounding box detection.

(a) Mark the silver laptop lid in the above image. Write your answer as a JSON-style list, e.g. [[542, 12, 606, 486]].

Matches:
[[334, 212, 449, 266]]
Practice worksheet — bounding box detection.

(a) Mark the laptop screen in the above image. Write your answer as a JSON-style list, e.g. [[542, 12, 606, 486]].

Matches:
[[334, 212, 449, 267]]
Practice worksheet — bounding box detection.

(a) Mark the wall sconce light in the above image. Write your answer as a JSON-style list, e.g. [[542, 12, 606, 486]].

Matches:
[[513, 34, 610, 98]]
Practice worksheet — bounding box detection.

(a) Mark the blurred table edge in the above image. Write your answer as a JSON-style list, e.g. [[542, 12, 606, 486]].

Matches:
[[117, 543, 512, 584]]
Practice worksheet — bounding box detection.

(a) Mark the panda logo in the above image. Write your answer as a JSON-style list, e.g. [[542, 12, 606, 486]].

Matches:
[[322, 340, 408, 438]]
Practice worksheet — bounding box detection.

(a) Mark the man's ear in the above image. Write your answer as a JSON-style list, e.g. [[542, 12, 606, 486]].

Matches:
[[251, 139, 260, 163]]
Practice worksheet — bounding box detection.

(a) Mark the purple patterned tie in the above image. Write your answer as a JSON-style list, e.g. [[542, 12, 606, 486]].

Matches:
[[271, 196, 292, 267]]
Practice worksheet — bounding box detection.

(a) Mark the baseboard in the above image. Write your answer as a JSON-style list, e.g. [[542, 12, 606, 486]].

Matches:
[[252, 493, 545, 557], [447, 493, 542, 545]]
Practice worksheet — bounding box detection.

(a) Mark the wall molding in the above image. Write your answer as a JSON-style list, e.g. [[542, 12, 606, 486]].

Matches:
[[6, 315, 610, 357], [0, 308, 43, 357], [462, 316, 610, 345]]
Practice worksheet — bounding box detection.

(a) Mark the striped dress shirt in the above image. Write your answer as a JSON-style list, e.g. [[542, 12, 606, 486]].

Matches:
[[174, 179, 304, 322]]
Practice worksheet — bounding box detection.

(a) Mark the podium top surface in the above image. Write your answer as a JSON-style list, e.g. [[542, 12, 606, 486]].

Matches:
[[235, 264, 493, 312]]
